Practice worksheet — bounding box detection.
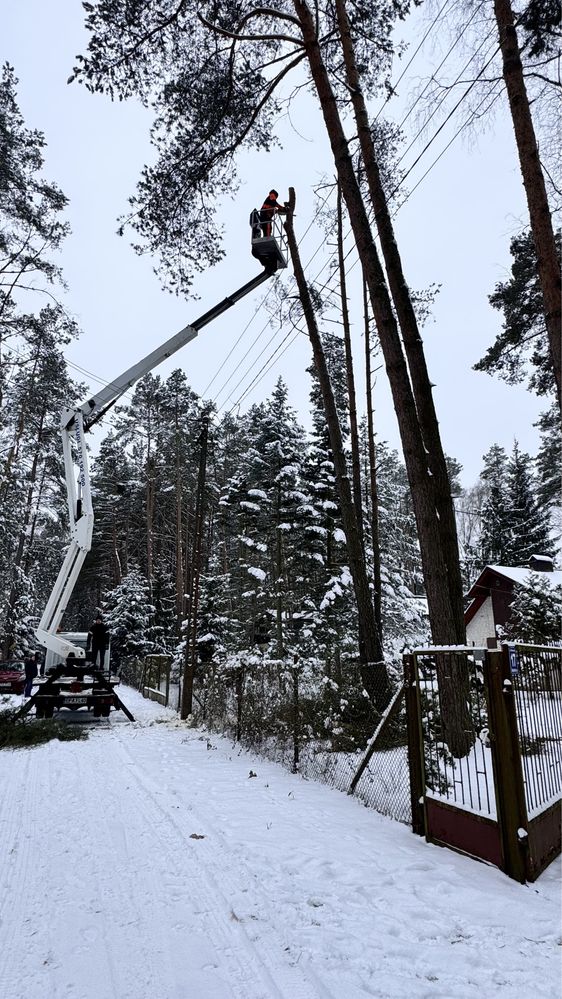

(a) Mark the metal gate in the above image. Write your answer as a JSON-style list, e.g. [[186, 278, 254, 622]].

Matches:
[[404, 644, 562, 882]]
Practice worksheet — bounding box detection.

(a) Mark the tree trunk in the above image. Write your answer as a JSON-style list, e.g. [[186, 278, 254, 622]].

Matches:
[[493, 0, 561, 408], [275, 483, 284, 657], [111, 520, 122, 586], [284, 190, 389, 712], [293, 0, 465, 648], [146, 453, 155, 599], [337, 183, 363, 541], [181, 417, 209, 720], [363, 279, 383, 644], [175, 457, 184, 636], [2, 405, 47, 657], [333, 0, 465, 639]]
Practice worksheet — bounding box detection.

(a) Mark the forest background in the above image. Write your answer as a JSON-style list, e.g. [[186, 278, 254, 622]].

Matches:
[[1, 1, 560, 734]]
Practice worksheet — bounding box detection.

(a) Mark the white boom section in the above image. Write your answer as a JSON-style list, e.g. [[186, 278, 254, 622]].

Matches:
[[35, 266, 276, 663], [77, 322, 199, 430], [35, 407, 94, 660]]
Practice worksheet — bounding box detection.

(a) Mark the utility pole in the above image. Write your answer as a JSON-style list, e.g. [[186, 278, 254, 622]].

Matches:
[[181, 414, 209, 720]]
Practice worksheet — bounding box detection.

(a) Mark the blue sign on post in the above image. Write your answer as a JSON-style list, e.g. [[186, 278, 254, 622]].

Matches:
[[507, 644, 519, 677]]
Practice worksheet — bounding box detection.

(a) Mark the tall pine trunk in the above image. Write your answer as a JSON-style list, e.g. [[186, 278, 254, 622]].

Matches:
[[337, 183, 363, 540], [294, 0, 472, 754], [493, 0, 561, 408], [181, 417, 209, 719], [333, 0, 465, 640], [294, 0, 465, 647]]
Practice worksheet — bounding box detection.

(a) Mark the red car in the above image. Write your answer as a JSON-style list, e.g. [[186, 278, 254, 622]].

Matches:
[[0, 661, 25, 695]]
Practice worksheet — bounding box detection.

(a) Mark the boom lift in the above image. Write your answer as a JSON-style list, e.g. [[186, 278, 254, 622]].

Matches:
[[35, 217, 288, 669]]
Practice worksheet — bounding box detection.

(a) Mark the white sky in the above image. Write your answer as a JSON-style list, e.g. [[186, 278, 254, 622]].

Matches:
[[3, 1, 545, 487]]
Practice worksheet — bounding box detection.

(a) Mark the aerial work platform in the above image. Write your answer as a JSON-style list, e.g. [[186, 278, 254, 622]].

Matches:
[[31, 216, 288, 683], [250, 210, 288, 271]]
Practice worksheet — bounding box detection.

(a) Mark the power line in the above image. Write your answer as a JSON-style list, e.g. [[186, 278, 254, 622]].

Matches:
[[7, 13, 509, 438], [373, 0, 459, 124], [199, 186, 335, 403], [209, 27, 509, 410], [394, 1, 489, 135]]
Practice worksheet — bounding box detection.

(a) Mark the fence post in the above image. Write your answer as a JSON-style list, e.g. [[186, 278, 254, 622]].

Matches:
[[404, 654, 425, 836], [486, 649, 528, 883]]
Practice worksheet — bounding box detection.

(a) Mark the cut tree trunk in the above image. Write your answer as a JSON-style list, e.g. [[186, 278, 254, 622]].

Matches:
[[285, 190, 389, 712]]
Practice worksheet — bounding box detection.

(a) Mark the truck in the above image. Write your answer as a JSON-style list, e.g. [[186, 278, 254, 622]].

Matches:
[[32, 632, 118, 718]]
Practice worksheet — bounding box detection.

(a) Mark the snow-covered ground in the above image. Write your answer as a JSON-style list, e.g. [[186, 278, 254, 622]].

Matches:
[[0, 688, 560, 999]]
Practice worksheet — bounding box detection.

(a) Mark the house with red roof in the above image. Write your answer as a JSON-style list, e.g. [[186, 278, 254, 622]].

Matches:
[[464, 555, 562, 647]]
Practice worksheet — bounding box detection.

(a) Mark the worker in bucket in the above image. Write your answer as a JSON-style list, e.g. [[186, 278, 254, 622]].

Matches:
[[259, 189, 287, 236]]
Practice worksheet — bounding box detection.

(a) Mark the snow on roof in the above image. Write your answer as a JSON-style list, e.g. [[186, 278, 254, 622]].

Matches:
[[488, 565, 562, 589]]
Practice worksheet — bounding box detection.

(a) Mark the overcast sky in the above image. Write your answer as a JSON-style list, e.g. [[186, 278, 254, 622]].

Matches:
[[4, 1, 545, 487]]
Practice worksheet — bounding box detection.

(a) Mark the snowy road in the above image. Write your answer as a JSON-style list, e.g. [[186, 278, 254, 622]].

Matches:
[[0, 689, 560, 999]]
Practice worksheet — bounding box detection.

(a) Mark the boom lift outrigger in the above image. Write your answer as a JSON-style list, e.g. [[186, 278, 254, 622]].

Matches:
[[35, 216, 287, 665]]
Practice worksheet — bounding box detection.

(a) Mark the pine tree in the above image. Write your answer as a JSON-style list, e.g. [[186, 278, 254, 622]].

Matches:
[[505, 441, 551, 565], [374, 440, 426, 656], [505, 576, 562, 644], [0, 63, 69, 353], [75, 1, 467, 653], [0, 68, 85, 653], [0, 308, 82, 654], [479, 445, 512, 566], [103, 567, 155, 668]]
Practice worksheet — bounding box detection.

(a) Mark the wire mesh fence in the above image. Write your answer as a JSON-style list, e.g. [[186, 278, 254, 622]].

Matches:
[[117, 639, 562, 865], [348, 694, 411, 823], [412, 648, 496, 817], [190, 657, 412, 825], [509, 644, 562, 817]]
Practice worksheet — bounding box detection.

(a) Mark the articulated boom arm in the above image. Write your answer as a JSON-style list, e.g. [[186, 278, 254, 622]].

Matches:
[[36, 265, 277, 662]]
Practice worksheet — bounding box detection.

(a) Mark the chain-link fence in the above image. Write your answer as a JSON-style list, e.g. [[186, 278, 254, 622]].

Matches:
[[189, 656, 412, 825]]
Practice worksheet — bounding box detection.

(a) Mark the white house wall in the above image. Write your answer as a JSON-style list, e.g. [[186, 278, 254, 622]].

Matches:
[[466, 596, 496, 646]]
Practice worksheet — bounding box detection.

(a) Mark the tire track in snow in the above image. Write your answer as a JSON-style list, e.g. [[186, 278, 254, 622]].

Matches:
[[111, 724, 334, 999], [0, 749, 35, 994], [69, 738, 175, 999], [43, 727, 278, 999]]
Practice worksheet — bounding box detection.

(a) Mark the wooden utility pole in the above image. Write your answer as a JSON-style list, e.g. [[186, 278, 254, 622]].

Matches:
[[180, 415, 209, 720]]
